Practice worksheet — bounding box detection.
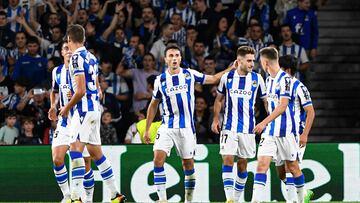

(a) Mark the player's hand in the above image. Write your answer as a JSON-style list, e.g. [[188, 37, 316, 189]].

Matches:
[[59, 106, 69, 118], [253, 122, 266, 134], [299, 133, 308, 148], [48, 107, 57, 121], [211, 118, 221, 134], [144, 131, 151, 144]]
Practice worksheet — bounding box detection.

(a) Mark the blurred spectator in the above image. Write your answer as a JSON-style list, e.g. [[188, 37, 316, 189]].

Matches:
[[18, 87, 50, 139], [0, 58, 14, 98], [16, 116, 42, 144], [99, 60, 129, 110], [6, 0, 29, 32], [42, 119, 57, 144], [275, 0, 297, 24], [0, 110, 19, 145], [98, 75, 121, 121], [136, 6, 159, 50], [100, 110, 118, 144], [278, 24, 309, 76], [150, 22, 175, 67], [284, 0, 319, 59], [117, 53, 159, 114], [12, 36, 48, 88], [210, 16, 235, 71], [193, 0, 219, 45], [195, 95, 213, 143], [170, 13, 186, 50], [7, 31, 27, 71], [0, 10, 15, 48], [0, 77, 28, 113], [227, 0, 250, 41], [121, 35, 144, 69], [188, 40, 207, 71], [165, 0, 196, 26], [246, 0, 278, 35]]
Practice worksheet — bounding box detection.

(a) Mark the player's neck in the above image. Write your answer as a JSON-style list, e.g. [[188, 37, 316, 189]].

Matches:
[[269, 66, 281, 78], [283, 39, 293, 46], [236, 68, 247, 76], [71, 43, 84, 52], [168, 67, 180, 75]]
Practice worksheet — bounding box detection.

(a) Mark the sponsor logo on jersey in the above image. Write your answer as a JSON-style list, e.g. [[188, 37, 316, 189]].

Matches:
[[229, 89, 252, 98], [166, 84, 188, 95]]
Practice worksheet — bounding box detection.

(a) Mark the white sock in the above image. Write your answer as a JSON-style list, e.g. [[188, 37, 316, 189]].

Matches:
[[222, 165, 234, 201], [285, 173, 297, 202], [95, 155, 119, 198], [234, 171, 248, 202], [70, 151, 85, 199], [53, 164, 70, 197], [184, 169, 196, 202], [83, 169, 95, 202], [154, 166, 167, 201], [294, 174, 305, 203], [251, 173, 266, 203]]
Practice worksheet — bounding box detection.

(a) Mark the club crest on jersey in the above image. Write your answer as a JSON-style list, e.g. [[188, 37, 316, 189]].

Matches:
[[185, 72, 191, 80], [252, 80, 257, 87], [166, 84, 188, 95]]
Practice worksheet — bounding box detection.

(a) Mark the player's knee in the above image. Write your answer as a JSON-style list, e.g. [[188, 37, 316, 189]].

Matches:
[[286, 162, 300, 174], [53, 155, 65, 166], [237, 158, 247, 171], [256, 160, 269, 173], [182, 159, 194, 170], [153, 157, 165, 167], [222, 155, 234, 166]]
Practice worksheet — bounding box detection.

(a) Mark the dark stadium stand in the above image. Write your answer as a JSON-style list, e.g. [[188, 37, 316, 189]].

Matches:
[[309, 0, 360, 141]]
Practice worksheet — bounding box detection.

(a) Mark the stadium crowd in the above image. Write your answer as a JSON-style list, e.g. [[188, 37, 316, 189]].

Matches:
[[0, 0, 321, 145]]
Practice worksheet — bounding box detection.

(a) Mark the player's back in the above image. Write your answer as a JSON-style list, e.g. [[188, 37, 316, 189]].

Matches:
[[290, 77, 312, 135], [69, 47, 100, 113], [264, 69, 296, 137]]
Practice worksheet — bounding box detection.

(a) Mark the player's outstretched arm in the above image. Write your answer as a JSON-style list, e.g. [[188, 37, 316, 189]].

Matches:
[[211, 94, 224, 134], [144, 99, 160, 144], [204, 61, 236, 85], [253, 97, 289, 134], [59, 74, 86, 117], [300, 105, 315, 147]]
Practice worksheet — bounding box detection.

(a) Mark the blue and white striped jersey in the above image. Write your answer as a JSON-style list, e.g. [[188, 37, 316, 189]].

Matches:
[[52, 64, 73, 127], [279, 43, 309, 64], [290, 78, 312, 136], [166, 6, 196, 26], [68, 47, 100, 113], [263, 69, 296, 137], [6, 6, 29, 32], [152, 68, 207, 132], [217, 70, 266, 134], [52, 64, 71, 108]]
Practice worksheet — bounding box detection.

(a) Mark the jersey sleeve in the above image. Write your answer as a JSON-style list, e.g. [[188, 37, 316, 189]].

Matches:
[[188, 69, 206, 84], [71, 54, 84, 76], [217, 74, 227, 95], [51, 67, 59, 91], [299, 47, 309, 64], [152, 76, 162, 100], [280, 76, 292, 99], [297, 84, 312, 107], [258, 74, 266, 99]]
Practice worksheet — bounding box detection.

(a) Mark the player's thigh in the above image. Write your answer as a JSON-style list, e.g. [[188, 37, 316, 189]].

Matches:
[[70, 111, 101, 145], [86, 144, 103, 161], [257, 134, 277, 158], [238, 133, 256, 159], [219, 130, 238, 156], [174, 128, 197, 159], [275, 134, 299, 162], [153, 126, 175, 157]]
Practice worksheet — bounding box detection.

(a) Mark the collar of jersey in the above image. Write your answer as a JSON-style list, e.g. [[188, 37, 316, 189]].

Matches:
[[73, 46, 86, 54]]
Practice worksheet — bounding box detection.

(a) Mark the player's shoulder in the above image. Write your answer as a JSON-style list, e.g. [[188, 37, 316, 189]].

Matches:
[[52, 64, 64, 75]]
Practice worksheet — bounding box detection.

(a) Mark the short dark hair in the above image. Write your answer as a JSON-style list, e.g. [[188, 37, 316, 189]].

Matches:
[[251, 23, 263, 31], [280, 23, 291, 30], [147, 74, 157, 89], [279, 55, 298, 76], [22, 117, 34, 125], [186, 25, 196, 31], [164, 44, 181, 56], [144, 52, 155, 61], [67, 24, 85, 44], [27, 36, 39, 45], [16, 31, 27, 37], [259, 47, 278, 61], [204, 55, 216, 63], [5, 110, 17, 118], [0, 10, 7, 17], [237, 46, 255, 57]]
